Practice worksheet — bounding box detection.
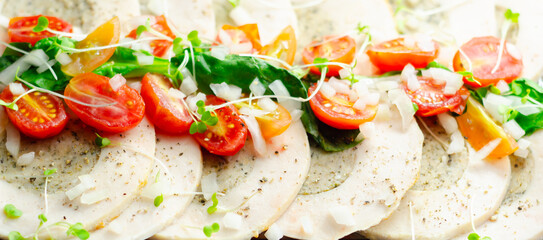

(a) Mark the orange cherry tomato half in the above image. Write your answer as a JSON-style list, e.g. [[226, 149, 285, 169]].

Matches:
[[234, 101, 292, 139], [215, 24, 262, 53], [402, 76, 470, 117], [308, 83, 377, 130], [191, 95, 248, 156], [0, 85, 69, 139], [367, 37, 439, 72], [127, 15, 176, 57], [456, 98, 518, 160], [62, 17, 120, 76], [140, 73, 193, 134], [453, 36, 523, 88], [8, 15, 73, 45], [260, 26, 297, 66], [302, 35, 356, 77], [64, 72, 145, 133]]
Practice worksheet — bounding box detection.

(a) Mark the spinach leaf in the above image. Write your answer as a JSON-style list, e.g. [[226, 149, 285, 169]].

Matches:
[[2, 42, 31, 57], [33, 36, 76, 59], [505, 79, 543, 135], [20, 64, 70, 91]]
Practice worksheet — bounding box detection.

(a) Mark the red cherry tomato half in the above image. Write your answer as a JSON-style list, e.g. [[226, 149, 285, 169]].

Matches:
[[140, 73, 193, 134], [215, 24, 262, 53], [64, 73, 145, 133], [453, 36, 523, 88], [8, 15, 73, 45], [402, 76, 470, 117], [367, 37, 439, 72], [191, 95, 248, 156], [127, 15, 176, 57], [0, 85, 69, 139], [308, 83, 377, 130], [302, 35, 356, 77]]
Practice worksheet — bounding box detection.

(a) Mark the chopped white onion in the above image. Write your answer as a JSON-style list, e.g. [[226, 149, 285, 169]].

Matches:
[[36, 59, 57, 73], [353, 93, 380, 111], [329, 206, 355, 226], [24, 49, 49, 66], [55, 52, 72, 65], [16, 151, 34, 166], [517, 138, 531, 150], [401, 64, 420, 91], [473, 138, 501, 161], [328, 77, 351, 95], [437, 113, 458, 134], [201, 172, 219, 200], [229, 42, 253, 54], [288, 109, 303, 122], [128, 81, 142, 93], [447, 131, 464, 154], [222, 212, 243, 230], [186, 93, 207, 113], [442, 75, 464, 96], [496, 80, 510, 93], [264, 223, 284, 240], [319, 82, 336, 99], [210, 46, 229, 60], [0, 57, 31, 85], [241, 115, 267, 156], [218, 29, 233, 46], [503, 120, 525, 139], [9, 83, 25, 95], [5, 123, 20, 158], [414, 34, 435, 52], [338, 69, 351, 80], [376, 80, 399, 93], [514, 148, 529, 158], [109, 74, 126, 92], [389, 89, 415, 130], [300, 216, 314, 235], [229, 6, 255, 26], [483, 93, 513, 123], [353, 82, 369, 96], [403, 36, 416, 49], [134, 52, 155, 65], [168, 88, 186, 100], [269, 80, 300, 111], [357, 122, 375, 142], [141, 180, 170, 200], [239, 107, 268, 117], [66, 174, 96, 201], [80, 189, 107, 205], [257, 98, 278, 112], [506, 42, 522, 61], [180, 69, 198, 95], [210, 82, 242, 101], [375, 104, 392, 122], [250, 78, 266, 96]]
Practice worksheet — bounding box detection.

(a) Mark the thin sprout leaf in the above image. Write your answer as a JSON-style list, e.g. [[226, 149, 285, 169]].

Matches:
[[187, 30, 202, 47], [228, 0, 240, 7], [38, 213, 48, 223], [8, 231, 25, 240], [94, 133, 111, 148], [33, 16, 49, 32], [154, 194, 164, 207], [505, 9, 519, 23], [3, 204, 22, 219], [43, 168, 57, 176], [66, 223, 90, 240]]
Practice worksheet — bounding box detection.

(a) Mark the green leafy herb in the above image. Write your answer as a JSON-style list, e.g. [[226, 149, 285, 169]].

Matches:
[[136, 25, 148, 38], [228, 0, 240, 7], [94, 133, 111, 148], [43, 168, 57, 176], [504, 9, 519, 23], [488, 84, 501, 95], [172, 37, 184, 56], [206, 193, 219, 214], [313, 57, 329, 71], [38, 213, 48, 223], [189, 100, 219, 134], [8, 231, 25, 240], [187, 30, 202, 47], [154, 194, 164, 207], [0, 99, 18, 111], [4, 204, 22, 219], [412, 102, 419, 112], [425, 61, 451, 71], [66, 223, 90, 240], [468, 232, 492, 240], [32, 16, 49, 32], [203, 222, 220, 237]]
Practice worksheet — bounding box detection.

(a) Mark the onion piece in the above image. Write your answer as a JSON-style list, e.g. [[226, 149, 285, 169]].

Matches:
[[109, 74, 126, 92], [514, 148, 529, 158], [375, 104, 392, 122], [415, 34, 435, 52], [134, 52, 155, 65], [376, 80, 399, 93], [128, 81, 142, 93], [319, 82, 336, 99], [338, 68, 351, 80], [229, 42, 253, 54], [506, 42, 522, 60], [80, 189, 107, 205], [269, 80, 300, 111], [264, 223, 284, 240], [401, 64, 420, 91], [222, 212, 243, 230], [503, 120, 525, 139], [328, 77, 351, 95], [210, 46, 229, 60], [483, 93, 513, 123], [180, 69, 198, 95], [473, 138, 502, 161], [201, 172, 219, 200], [240, 115, 267, 156], [329, 206, 356, 226], [517, 138, 531, 150], [257, 98, 278, 112], [55, 52, 72, 65], [24, 49, 49, 66], [186, 92, 207, 113], [389, 89, 416, 130], [0, 57, 31, 85], [16, 151, 35, 166], [65, 174, 96, 201], [447, 131, 464, 154], [167, 88, 186, 100], [9, 82, 25, 95], [496, 80, 510, 93], [210, 82, 242, 101], [249, 78, 266, 96], [218, 29, 233, 45], [239, 107, 268, 117], [36, 59, 57, 73], [437, 113, 458, 134], [5, 123, 20, 158]]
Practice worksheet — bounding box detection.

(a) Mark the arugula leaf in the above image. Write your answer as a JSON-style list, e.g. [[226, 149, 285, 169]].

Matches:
[[4, 204, 22, 219], [33, 16, 49, 32]]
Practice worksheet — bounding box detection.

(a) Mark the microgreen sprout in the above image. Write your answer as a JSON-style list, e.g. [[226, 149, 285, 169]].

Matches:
[[0, 99, 19, 111], [32, 16, 49, 33], [65, 222, 90, 240], [189, 100, 219, 134], [488, 85, 501, 95], [43, 168, 57, 176], [4, 204, 22, 219], [206, 192, 219, 214], [172, 37, 185, 56], [187, 30, 202, 47], [491, 9, 519, 74], [154, 194, 164, 207], [228, 0, 240, 7], [467, 232, 492, 240], [203, 222, 220, 238], [457, 71, 482, 86], [313, 57, 329, 71], [8, 231, 24, 240], [94, 133, 111, 148]]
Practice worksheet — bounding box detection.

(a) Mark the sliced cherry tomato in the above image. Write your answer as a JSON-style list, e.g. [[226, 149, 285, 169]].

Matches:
[[64, 72, 145, 133], [8, 15, 73, 45], [127, 15, 176, 57], [140, 73, 193, 134], [308, 83, 377, 130], [62, 17, 120, 76], [234, 101, 291, 139], [302, 35, 356, 77], [0, 85, 68, 139], [367, 37, 439, 72], [259, 26, 297, 66], [402, 76, 470, 117], [456, 98, 518, 160], [453, 36, 523, 88], [215, 24, 262, 53], [192, 95, 248, 156]]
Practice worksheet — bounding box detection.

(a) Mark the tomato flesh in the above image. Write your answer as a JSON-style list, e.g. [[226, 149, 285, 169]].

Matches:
[[127, 15, 176, 57], [0, 85, 69, 139], [192, 95, 248, 156], [64, 73, 145, 133], [402, 76, 470, 117], [302, 35, 356, 77], [140, 73, 193, 134], [259, 26, 297, 65], [8, 15, 73, 45], [234, 101, 291, 139], [216, 24, 262, 53], [308, 83, 377, 130], [367, 37, 439, 72], [456, 98, 518, 160], [453, 36, 523, 88], [62, 17, 120, 76]]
